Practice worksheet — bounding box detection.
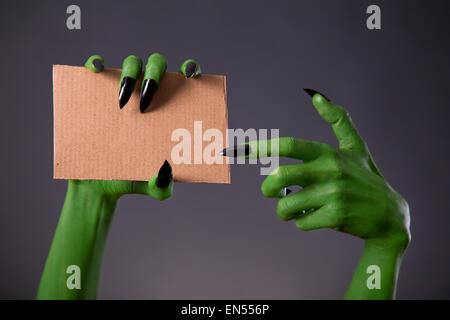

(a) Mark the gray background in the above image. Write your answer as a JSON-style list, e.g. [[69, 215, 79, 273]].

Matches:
[[0, 0, 449, 299]]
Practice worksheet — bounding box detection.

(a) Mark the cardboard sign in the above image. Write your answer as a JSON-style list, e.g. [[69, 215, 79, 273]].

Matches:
[[53, 65, 230, 183]]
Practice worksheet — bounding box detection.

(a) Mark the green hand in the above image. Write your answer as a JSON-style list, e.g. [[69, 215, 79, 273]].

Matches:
[[37, 54, 201, 300], [227, 89, 410, 299]]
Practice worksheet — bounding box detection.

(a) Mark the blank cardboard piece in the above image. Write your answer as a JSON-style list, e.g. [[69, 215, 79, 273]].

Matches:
[[53, 65, 230, 183]]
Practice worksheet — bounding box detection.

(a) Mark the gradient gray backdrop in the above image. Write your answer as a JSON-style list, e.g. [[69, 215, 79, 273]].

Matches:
[[1, 0, 449, 299]]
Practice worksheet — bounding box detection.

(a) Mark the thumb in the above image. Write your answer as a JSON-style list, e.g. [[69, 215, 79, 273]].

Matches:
[[304, 88, 367, 153]]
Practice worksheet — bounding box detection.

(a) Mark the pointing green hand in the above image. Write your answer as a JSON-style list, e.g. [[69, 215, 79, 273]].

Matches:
[[223, 89, 411, 300]]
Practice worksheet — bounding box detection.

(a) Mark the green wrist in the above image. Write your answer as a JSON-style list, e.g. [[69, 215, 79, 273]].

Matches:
[[67, 179, 121, 199], [366, 231, 410, 254], [37, 181, 118, 299]]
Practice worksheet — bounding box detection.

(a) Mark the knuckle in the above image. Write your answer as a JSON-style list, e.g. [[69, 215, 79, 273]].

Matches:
[[335, 105, 348, 120]]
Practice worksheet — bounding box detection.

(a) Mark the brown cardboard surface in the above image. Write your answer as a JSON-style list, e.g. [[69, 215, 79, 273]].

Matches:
[[53, 65, 230, 183]]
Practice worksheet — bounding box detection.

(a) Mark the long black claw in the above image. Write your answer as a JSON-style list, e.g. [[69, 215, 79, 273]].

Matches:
[[303, 88, 331, 102], [156, 160, 173, 189], [219, 145, 252, 157], [93, 59, 104, 72], [140, 79, 158, 113], [119, 77, 136, 109], [185, 62, 197, 78], [279, 188, 293, 197]]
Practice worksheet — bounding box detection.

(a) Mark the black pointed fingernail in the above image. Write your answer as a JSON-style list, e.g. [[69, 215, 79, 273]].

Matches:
[[185, 62, 197, 78], [279, 188, 292, 197], [303, 88, 330, 102], [219, 145, 252, 157], [93, 59, 104, 72], [156, 160, 173, 189], [140, 79, 158, 113], [119, 77, 136, 109]]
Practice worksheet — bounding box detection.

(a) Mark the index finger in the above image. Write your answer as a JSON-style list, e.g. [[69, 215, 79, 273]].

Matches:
[[221, 137, 330, 161]]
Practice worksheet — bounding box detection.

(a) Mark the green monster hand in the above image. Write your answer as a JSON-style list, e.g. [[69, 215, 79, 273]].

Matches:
[[37, 54, 201, 300], [222, 89, 410, 300]]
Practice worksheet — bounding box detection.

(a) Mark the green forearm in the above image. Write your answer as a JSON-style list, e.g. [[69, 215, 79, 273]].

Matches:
[[37, 180, 118, 299], [37, 54, 178, 299], [344, 237, 408, 300]]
